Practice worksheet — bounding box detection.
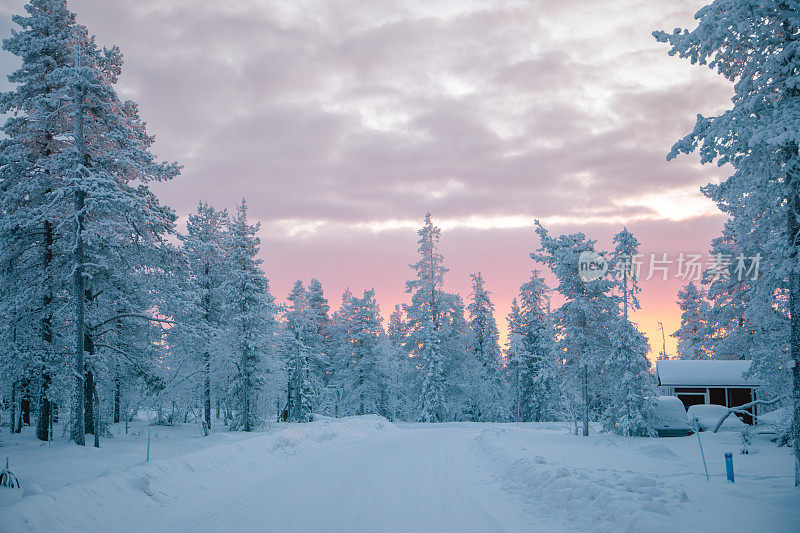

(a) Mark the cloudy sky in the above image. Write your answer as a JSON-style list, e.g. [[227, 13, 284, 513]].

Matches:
[[0, 0, 734, 358]]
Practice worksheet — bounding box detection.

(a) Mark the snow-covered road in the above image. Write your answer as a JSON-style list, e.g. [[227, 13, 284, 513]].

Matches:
[[3, 416, 800, 532], [149, 425, 554, 533]]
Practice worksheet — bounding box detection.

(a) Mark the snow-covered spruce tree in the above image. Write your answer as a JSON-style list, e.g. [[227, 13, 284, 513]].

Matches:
[[437, 292, 472, 421], [700, 187, 790, 405], [404, 213, 449, 422], [655, 2, 800, 479], [305, 278, 332, 405], [33, 19, 179, 444], [506, 271, 560, 422], [331, 289, 387, 416], [700, 221, 770, 362], [324, 288, 353, 417], [385, 304, 412, 421], [0, 0, 82, 441], [611, 227, 641, 320], [387, 304, 406, 349], [466, 272, 508, 421], [306, 278, 330, 341], [601, 319, 657, 437], [532, 221, 618, 433], [282, 281, 324, 422], [175, 202, 230, 430], [672, 282, 712, 360], [221, 200, 276, 431]]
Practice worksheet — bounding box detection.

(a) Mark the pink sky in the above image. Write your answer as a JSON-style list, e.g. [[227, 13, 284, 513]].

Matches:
[[0, 0, 735, 359]]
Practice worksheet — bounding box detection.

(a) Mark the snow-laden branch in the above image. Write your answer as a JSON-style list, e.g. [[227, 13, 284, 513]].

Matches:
[[91, 313, 175, 330], [712, 397, 786, 433], [94, 343, 151, 376]]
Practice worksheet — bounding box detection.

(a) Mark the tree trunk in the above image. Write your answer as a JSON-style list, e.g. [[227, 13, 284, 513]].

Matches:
[[70, 52, 87, 445], [287, 362, 298, 422], [10, 383, 18, 434], [37, 219, 54, 441], [204, 353, 211, 430], [20, 381, 30, 426], [359, 371, 364, 416], [114, 376, 121, 424], [789, 189, 800, 487], [622, 268, 628, 320], [243, 370, 251, 432], [84, 367, 95, 435], [582, 365, 589, 437], [71, 190, 86, 444], [36, 373, 51, 441], [93, 388, 100, 448]]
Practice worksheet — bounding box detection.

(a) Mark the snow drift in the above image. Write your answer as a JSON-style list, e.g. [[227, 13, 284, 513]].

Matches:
[[0, 415, 396, 532], [475, 428, 689, 533]]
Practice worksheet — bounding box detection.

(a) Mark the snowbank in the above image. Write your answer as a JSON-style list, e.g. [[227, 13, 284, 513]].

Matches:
[[758, 407, 788, 427], [0, 415, 395, 532], [476, 428, 687, 533], [686, 404, 744, 432]]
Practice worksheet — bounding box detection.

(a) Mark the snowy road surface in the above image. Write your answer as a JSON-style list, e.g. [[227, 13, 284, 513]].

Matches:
[[150, 425, 553, 533], [2, 416, 799, 532]]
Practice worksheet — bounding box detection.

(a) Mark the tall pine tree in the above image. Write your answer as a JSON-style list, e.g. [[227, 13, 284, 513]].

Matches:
[[404, 213, 448, 422]]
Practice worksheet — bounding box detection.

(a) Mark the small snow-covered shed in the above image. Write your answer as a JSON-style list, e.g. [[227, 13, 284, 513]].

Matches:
[[656, 360, 759, 424]]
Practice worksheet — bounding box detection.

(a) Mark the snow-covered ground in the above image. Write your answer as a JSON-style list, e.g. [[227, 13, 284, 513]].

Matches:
[[1, 417, 798, 532]]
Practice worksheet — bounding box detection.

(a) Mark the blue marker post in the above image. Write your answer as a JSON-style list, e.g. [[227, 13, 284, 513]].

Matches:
[[724, 452, 735, 483]]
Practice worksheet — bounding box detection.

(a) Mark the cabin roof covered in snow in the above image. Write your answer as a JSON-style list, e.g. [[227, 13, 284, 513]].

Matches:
[[656, 360, 759, 387]]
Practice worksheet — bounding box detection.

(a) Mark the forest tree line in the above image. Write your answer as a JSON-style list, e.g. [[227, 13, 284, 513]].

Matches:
[[0, 1, 795, 456]]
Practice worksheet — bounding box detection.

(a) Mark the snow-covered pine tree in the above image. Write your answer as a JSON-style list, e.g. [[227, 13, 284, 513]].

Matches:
[[306, 278, 330, 337], [672, 282, 712, 360], [507, 271, 560, 422], [532, 222, 618, 433], [332, 289, 387, 416], [466, 272, 508, 421], [282, 281, 323, 422], [700, 221, 766, 361], [305, 278, 331, 396], [175, 202, 230, 430], [656, 3, 800, 477], [387, 305, 406, 349], [532, 222, 654, 436], [0, 0, 82, 442], [4, 10, 181, 445], [437, 292, 472, 420], [404, 213, 448, 422], [611, 227, 641, 320], [222, 200, 276, 431], [385, 304, 411, 421], [601, 319, 656, 436], [323, 288, 353, 417]]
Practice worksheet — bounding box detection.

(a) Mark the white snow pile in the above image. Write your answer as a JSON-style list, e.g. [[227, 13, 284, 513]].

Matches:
[[757, 407, 788, 428], [632, 442, 678, 460], [686, 404, 744, 432], [0, 415, 395, 532], [476, 429, 688, 533]]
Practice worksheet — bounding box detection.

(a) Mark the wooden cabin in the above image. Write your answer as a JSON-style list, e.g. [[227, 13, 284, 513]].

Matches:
[[656, 359, 759, 424]]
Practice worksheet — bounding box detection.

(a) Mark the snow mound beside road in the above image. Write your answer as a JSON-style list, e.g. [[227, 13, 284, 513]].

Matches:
[[0, 415, 396, 532], [476, 429, 687, 533]]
